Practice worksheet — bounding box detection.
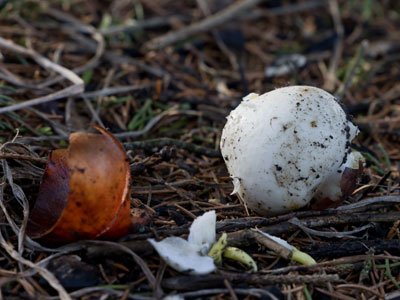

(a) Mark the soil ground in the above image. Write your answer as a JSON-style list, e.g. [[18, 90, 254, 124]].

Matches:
[[0, 0, 399, 299]]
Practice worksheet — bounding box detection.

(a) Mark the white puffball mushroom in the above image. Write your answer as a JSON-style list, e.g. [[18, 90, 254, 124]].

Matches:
[[220, 86, 363, 216]]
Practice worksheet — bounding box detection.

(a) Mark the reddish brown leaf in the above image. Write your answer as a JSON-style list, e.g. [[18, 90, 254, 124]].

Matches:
[[27, 125, 139, 242]]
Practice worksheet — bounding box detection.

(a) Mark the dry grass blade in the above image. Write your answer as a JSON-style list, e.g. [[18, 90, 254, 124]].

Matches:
[[81, 84, 154, 99]]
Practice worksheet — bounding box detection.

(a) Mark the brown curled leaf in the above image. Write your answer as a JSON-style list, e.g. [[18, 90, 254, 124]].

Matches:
[[27, 125, 139, 242]]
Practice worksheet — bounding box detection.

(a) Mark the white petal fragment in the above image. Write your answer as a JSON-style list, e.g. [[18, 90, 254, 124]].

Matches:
[[188, 210, 216, 255], [251, 228, 294, 250], [163, 296, 185, 300], [148, 237, 216, 275]]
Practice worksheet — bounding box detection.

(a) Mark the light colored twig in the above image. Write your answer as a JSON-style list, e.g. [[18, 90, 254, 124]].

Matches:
[[0, 38, 81, 85], [81, 84, 154, 99], [0, 37, 84, 114], [144, 0, 264, 50], [46, 8, 105, 74]]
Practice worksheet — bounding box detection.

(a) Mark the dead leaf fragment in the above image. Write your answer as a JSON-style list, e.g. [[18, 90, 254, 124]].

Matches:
[[27, 125, 133, 242]]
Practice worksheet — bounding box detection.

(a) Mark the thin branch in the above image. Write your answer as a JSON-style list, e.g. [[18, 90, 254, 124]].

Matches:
[[162, 273, 340, 291], [144, 0, 264, 50], [337, 195, 400, 211], [46, 8, 105, 73], [0, 37, 84, 114], [81, 84, 154, 99], [288, 217, 374, 239]]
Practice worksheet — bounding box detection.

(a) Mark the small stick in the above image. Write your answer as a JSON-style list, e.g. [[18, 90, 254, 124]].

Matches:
[[162, 273, 341, 290], [0, 37, 83, 114], [46, 8, 105, 74], [81, 84, 154, 99], [144, 0, 263, 50], [196, 0, 240, 71], [224, 279, 238, 300]]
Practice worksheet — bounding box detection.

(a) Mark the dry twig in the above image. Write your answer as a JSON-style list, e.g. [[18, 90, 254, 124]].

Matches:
[[0, 37, 83, 114], [144, 0, 264, 50]]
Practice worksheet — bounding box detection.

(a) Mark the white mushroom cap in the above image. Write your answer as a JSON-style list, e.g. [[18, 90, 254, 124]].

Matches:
[[220, 86, 361, 215]]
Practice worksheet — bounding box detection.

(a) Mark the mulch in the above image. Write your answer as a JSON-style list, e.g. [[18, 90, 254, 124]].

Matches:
[[0, 0, 399, 299]]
